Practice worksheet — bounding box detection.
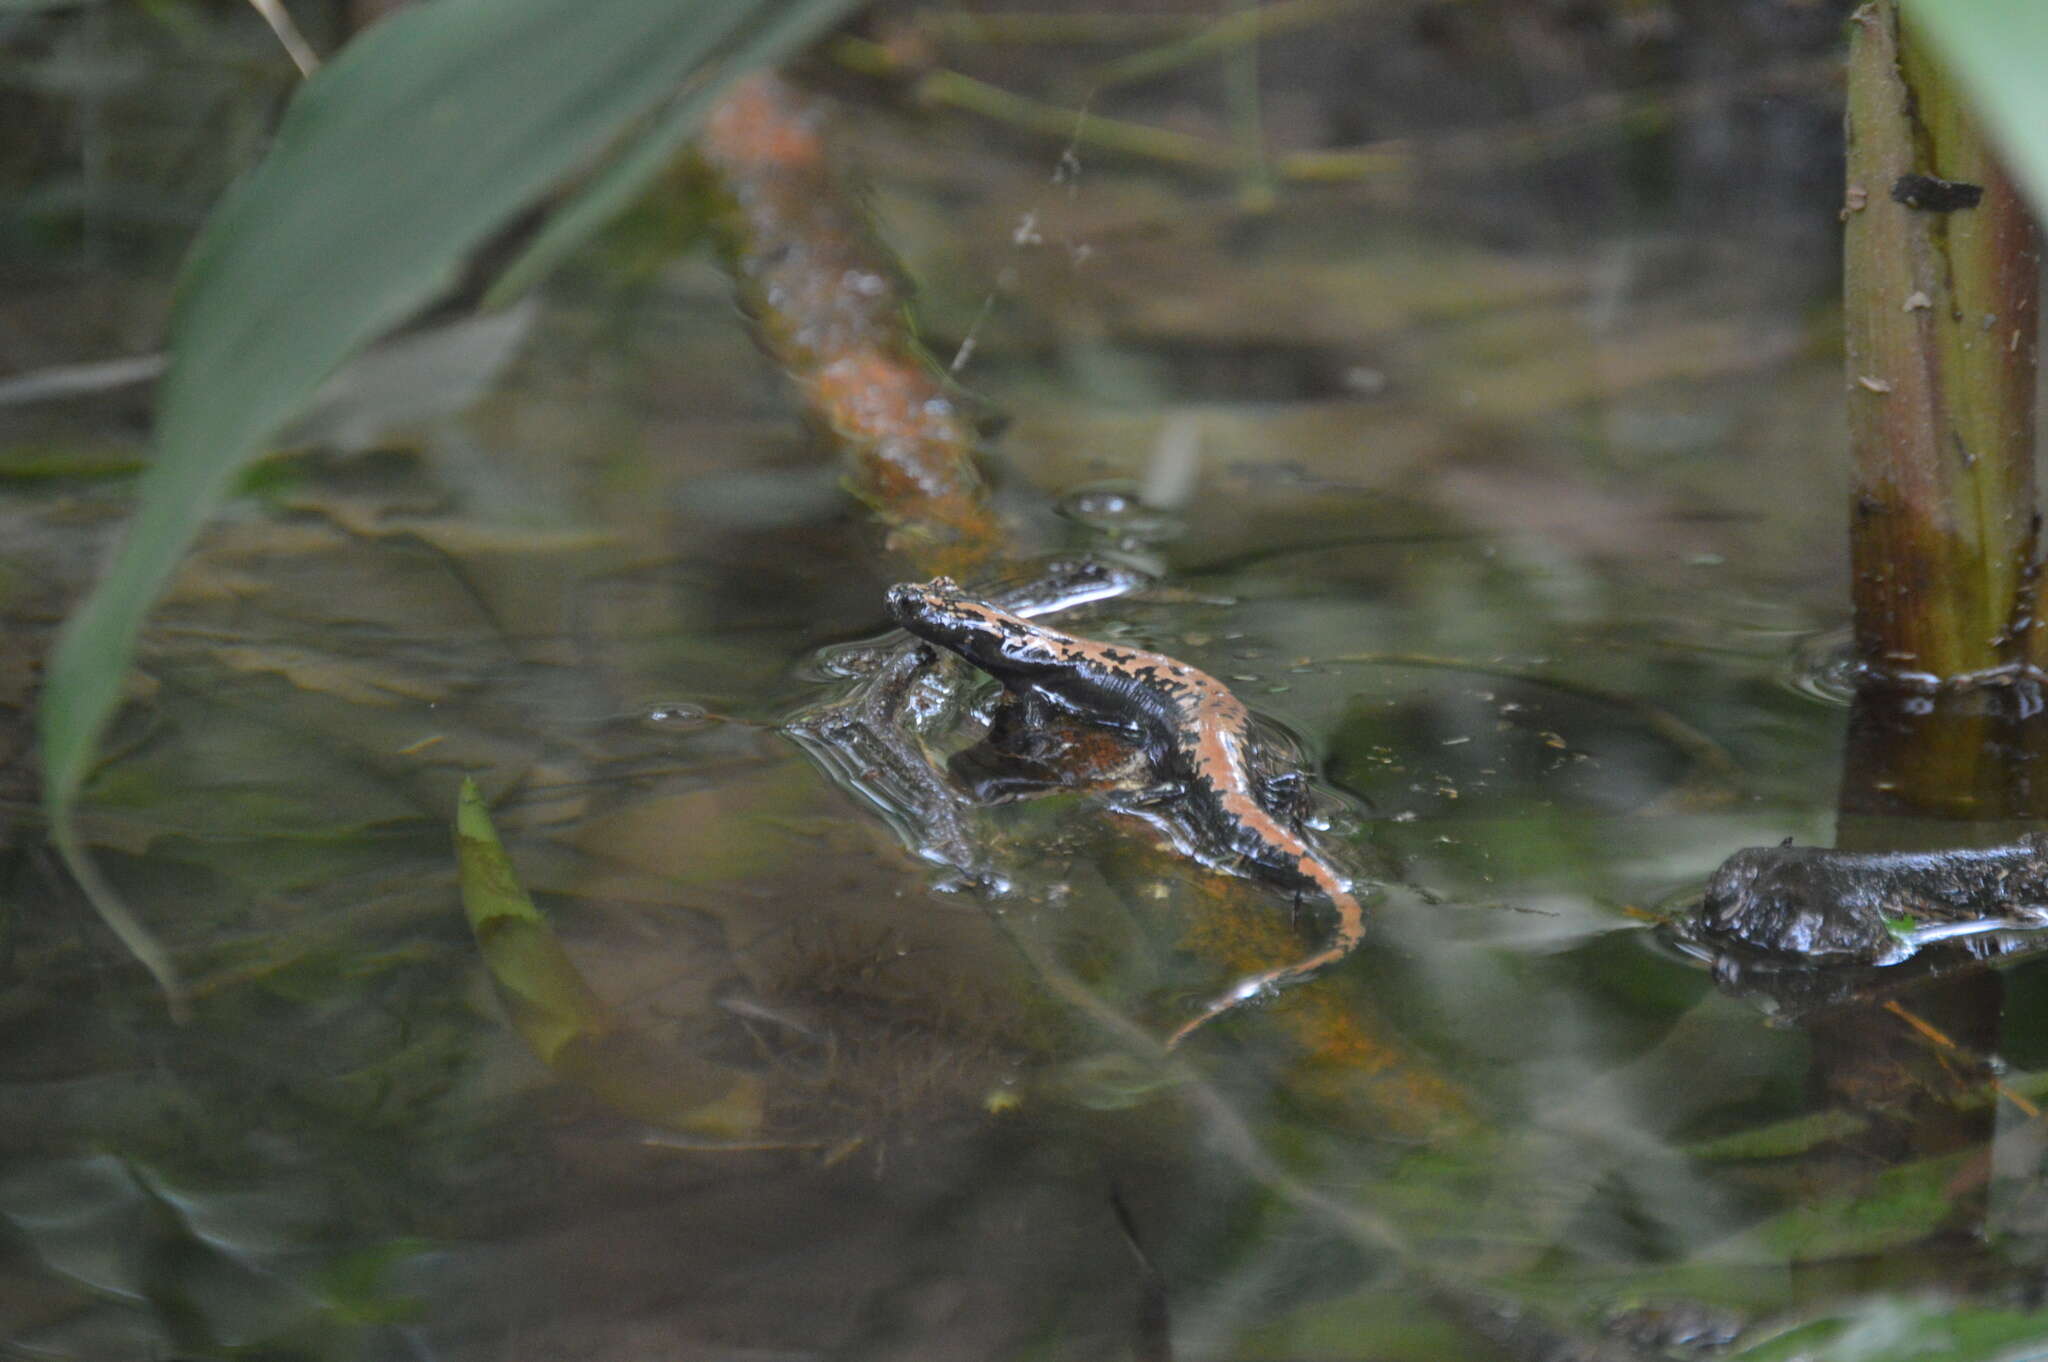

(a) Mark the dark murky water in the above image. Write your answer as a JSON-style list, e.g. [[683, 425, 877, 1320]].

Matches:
[[10, 4, 2048, 1360]]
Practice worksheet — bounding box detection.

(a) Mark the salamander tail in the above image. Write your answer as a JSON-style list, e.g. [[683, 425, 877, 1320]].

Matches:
[[1163, 892, 1368, 1050]]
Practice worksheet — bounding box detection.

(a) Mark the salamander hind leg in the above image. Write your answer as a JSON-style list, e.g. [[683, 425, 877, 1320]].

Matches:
[[1255, 769, 1310, 822]]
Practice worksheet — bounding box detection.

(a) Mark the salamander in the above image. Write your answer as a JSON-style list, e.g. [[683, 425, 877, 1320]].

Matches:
[[885, 576, 1366, 1047], [787, 557, 1151, 887]]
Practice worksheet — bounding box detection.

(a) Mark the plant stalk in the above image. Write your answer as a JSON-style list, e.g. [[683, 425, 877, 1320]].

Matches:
[[1843, 2, 2038, 684]]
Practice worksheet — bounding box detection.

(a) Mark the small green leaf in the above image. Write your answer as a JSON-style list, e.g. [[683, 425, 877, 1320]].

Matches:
[[1752, 1151, 1970, 1262], [456, 779, 608, 1061], [315, 1239, 433, 1326], [454, 781, 763, 1136], [1685, 1108, 1870, 1162]]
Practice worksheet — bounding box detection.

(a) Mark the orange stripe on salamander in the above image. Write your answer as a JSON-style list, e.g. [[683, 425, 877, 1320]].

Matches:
[[884, 576, 1367, 1048]]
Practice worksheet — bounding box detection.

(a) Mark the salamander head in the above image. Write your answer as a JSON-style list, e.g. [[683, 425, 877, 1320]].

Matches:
[[886, 578, 1067, 677]]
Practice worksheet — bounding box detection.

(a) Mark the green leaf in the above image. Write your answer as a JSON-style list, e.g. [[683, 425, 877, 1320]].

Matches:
[[1684, 1108, 1870, 1162], [1751, 1150, 1970, 1262], [455, 780, 763, 1136], [314, 1238, 433, 1326], [1904, 0, 2048, 214], [456, 778, 608, 1061], [36, 0, 854, 1003], [1729, 1298, 2048, 1362], [486, 0, 856, 306]]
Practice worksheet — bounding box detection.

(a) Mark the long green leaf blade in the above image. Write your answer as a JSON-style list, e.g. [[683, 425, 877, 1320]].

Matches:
[[38, 0, 849, 1001], [488, 0, 856, 306]]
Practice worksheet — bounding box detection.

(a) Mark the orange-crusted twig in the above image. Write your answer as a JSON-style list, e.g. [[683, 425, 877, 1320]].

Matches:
[[697, 73, 1002, 576]]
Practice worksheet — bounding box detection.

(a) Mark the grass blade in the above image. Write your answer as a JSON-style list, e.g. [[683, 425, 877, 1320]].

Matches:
[[37, 0, 845, 1001], [487, 0, 858, 307]]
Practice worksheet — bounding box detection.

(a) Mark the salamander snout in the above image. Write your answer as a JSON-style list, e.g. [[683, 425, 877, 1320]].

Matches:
[[885, 577, 965, 629], [883, 583, 925, 625], [885, 581, 942, 627]]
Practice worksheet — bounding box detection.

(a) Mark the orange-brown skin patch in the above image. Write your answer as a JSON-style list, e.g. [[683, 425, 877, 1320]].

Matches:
[[886, 579, 1368, 1047]]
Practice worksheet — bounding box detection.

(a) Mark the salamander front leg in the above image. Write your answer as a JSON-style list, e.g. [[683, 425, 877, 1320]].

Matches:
[[1115, 781, 1189, 809], [984, 692, 1063, 761]]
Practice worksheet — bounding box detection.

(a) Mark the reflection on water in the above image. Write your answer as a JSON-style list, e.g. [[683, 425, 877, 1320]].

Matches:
[[12, 4, 2048, 1359]]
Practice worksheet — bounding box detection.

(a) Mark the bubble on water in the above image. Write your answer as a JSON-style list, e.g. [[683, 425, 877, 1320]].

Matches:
[[1781, 627, 1859, 707], [1060, 484, 1139, 523], [644, 702, 713, 730], [1055, 481, 1185, 544]]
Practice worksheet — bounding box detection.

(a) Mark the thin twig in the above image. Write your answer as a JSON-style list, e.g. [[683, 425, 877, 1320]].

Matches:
[[835, 39, 1837, 187], [1223, 0, 1275, 210], [246, 0, 320, 77], [1087, 0, 1372, 92], [918, 10, 1219, 45], [0, 354, 165, 406]]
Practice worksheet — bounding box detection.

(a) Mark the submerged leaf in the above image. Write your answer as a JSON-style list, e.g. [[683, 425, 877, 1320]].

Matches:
[[1685, 1109, 1871, 1162], [456, 778, 608, 1061], [1744, 1151, 1972, 1263], [455, 781, 762, 1136], [1727, 1297, 2048, 1362]]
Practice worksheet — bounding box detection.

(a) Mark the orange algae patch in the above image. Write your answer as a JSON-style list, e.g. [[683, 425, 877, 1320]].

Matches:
[[1129, 839, 1473, 1138], [698, 73, 1000, 575]]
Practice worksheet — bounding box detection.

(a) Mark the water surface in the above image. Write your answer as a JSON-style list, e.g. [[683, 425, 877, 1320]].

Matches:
[[10, 6, 2047, 1360]]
